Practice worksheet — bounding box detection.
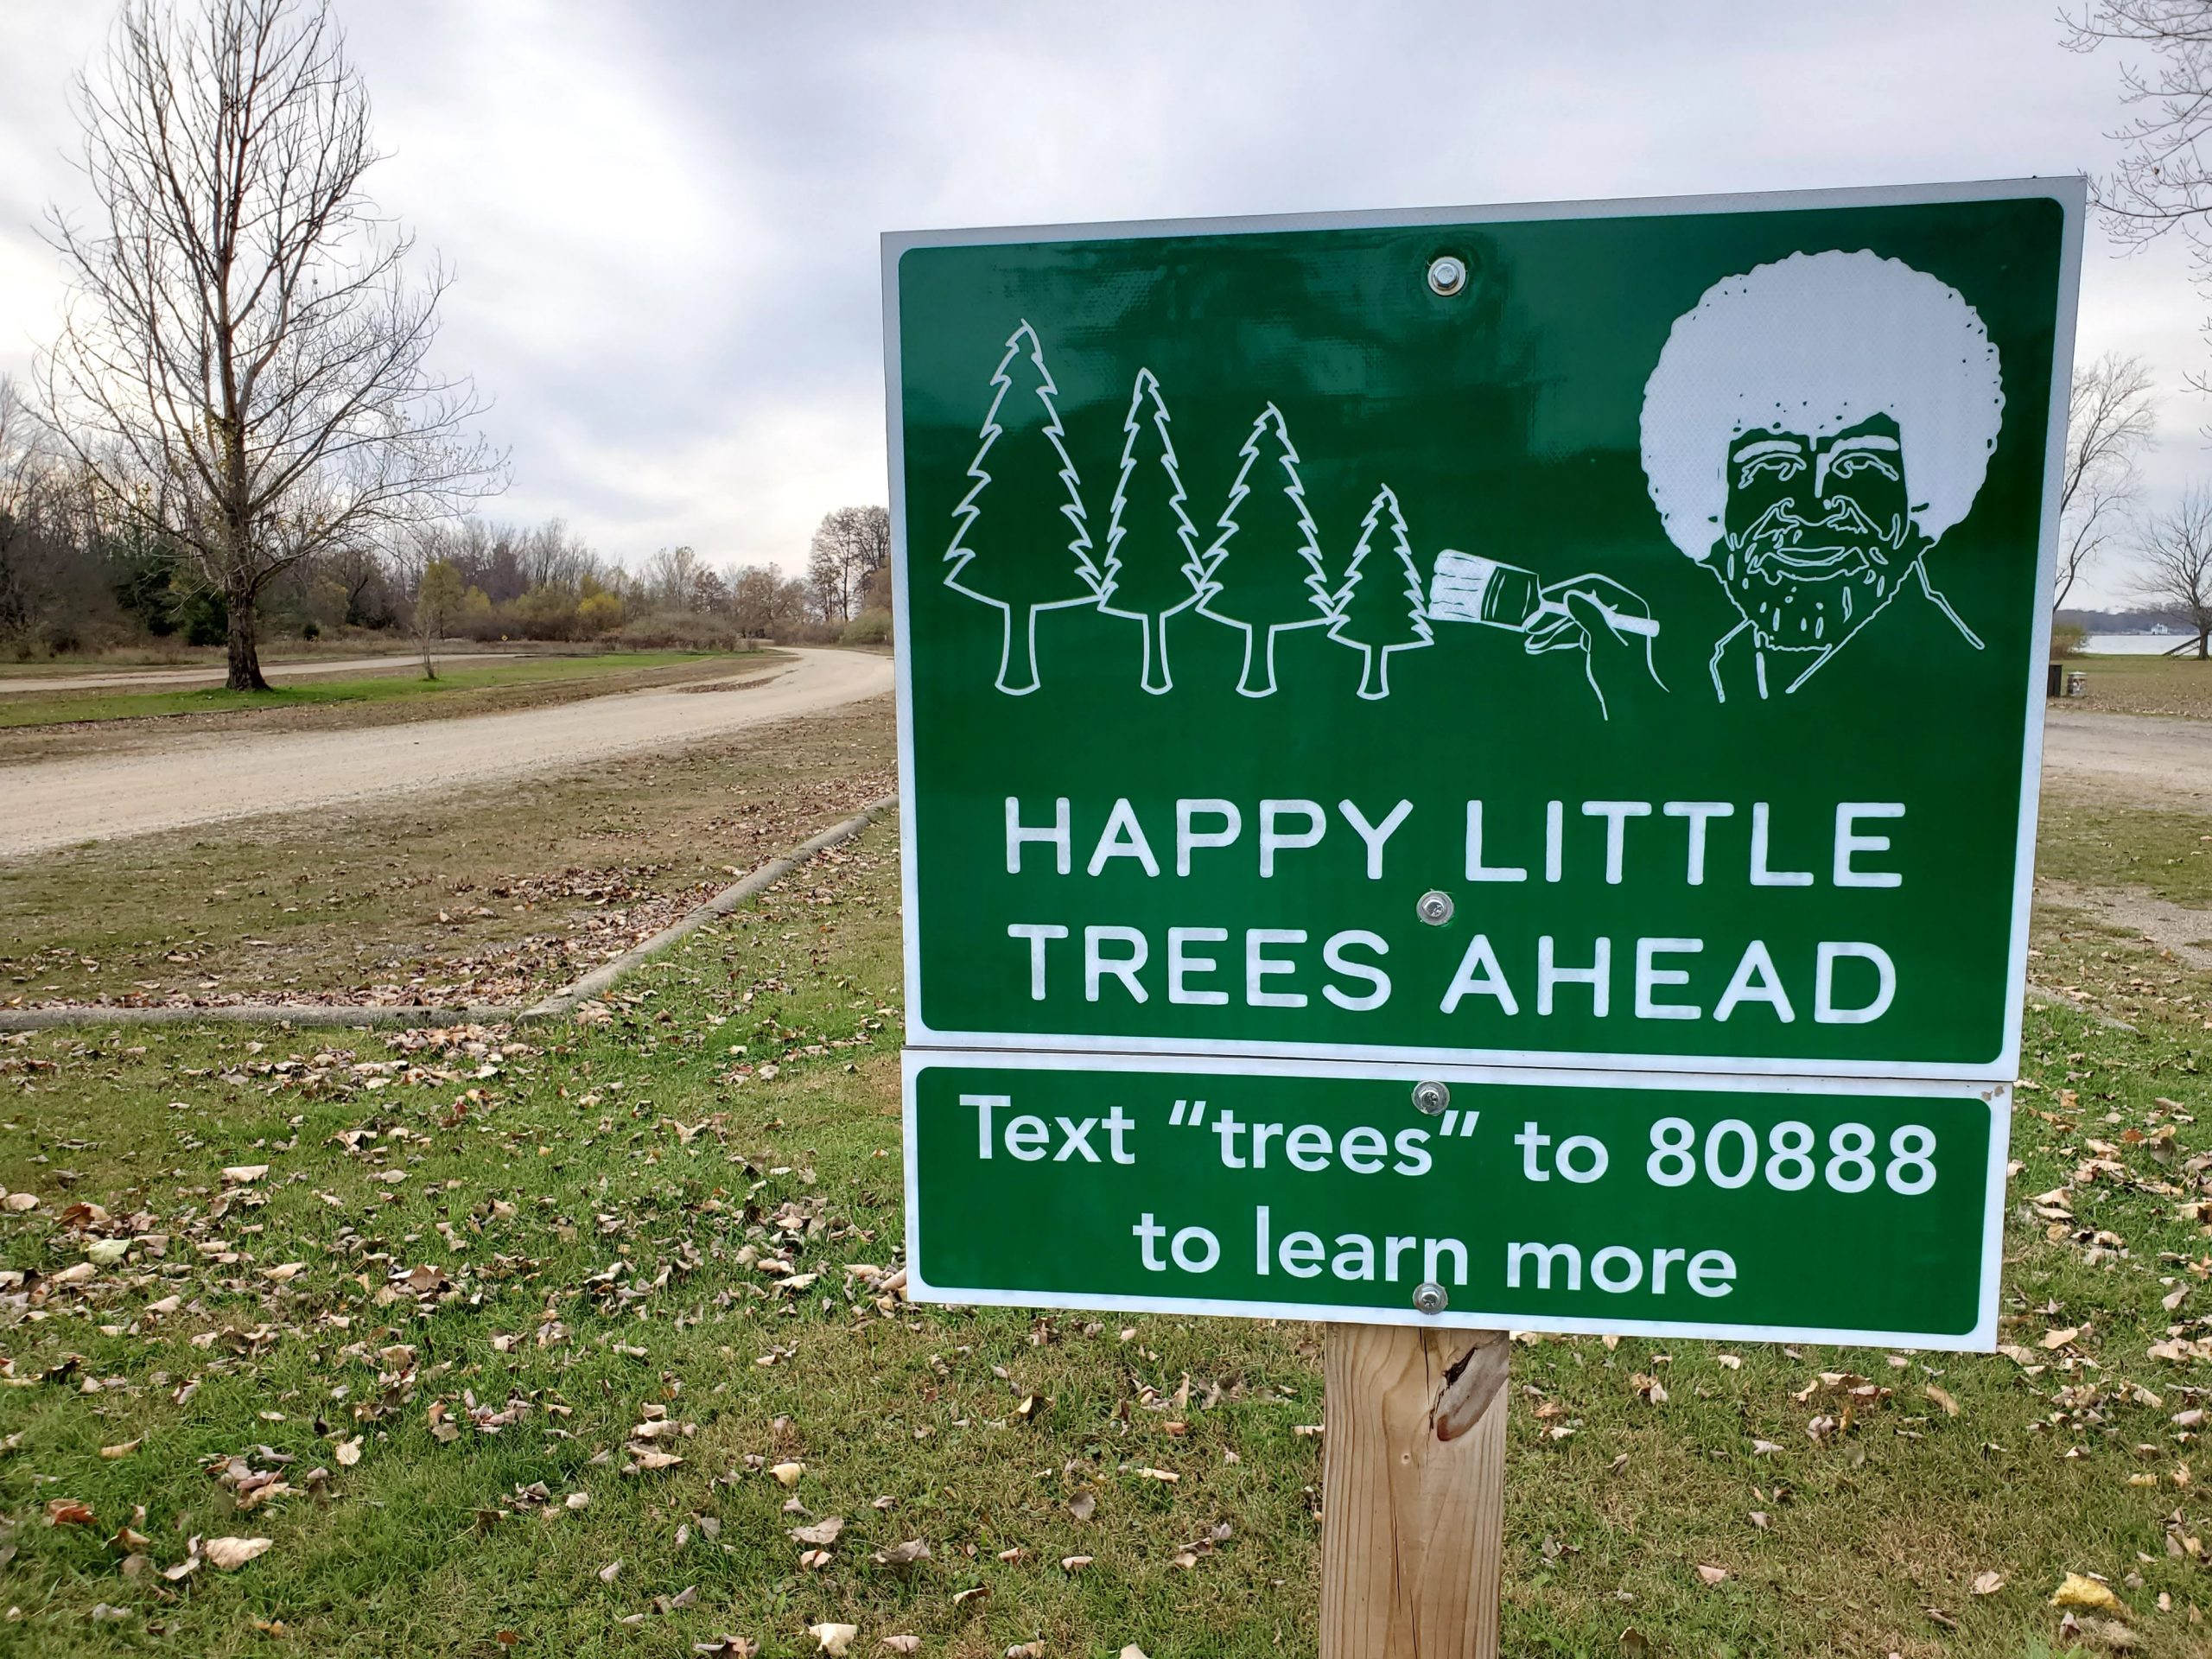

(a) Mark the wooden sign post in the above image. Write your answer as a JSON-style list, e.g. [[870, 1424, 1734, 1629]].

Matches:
[[1319, 1325, 1510, 1659]]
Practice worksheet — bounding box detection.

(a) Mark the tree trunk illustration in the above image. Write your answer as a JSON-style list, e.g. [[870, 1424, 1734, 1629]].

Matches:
[[1236, 628, 1277, 698], [1142, 613, 1172, 695], [1001, 607, 1041, 695], [1357, 649, 1388, 700]]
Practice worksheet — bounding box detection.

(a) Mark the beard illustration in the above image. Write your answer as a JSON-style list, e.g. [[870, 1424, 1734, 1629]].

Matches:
[[1709, 494, 1918, 652]]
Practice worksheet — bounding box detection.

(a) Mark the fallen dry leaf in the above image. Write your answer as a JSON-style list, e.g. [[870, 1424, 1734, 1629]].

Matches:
[[1006, 1646, 1045, 1659], [220, 1166, 270, 1185], [873, 1539, 931, 1568], [1972, 1570, 2004, 1596], [1062, 1554, 1095, 1572], [2042, 1327, 2082, 1351], [1066, 1488, 1097, 1522], [98, 1439, 141, 1459], [44, 1500, 95, 1527], [2079, 1615, 2142, 1649], [879, 1640, 920, 1656], [598, 1560, 622, 1584], [789, 1516, 844, 1548], [203, 1536, 273, 1570], [770, 1461, 806, 1487], [335, 1436, 363, 1467], [1695, 1563, 1729, 1586], [809, 1624, 858, 1656], [1925, 1384, 1961, 1418], [2050, 1573, 2122, 1612]]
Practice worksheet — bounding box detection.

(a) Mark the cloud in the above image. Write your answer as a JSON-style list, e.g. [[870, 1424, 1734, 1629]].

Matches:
[[0, 0, 2197, 603]]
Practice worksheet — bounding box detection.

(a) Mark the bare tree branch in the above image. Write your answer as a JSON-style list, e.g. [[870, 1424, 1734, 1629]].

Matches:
[[2137, 479, 2212, 652], [2056, 351, 2159, 607], [35, 0, 505, 690]]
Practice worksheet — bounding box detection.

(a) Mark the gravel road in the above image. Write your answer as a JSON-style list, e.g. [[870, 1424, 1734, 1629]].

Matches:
[[0, 679, 2190, 863], [2041, 707, 2212, 810], [0, 648, 891, 859], [0, 651, 517, 694]]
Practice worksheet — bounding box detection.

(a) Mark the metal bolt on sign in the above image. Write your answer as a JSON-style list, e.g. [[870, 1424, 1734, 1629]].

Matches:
[[1427, 255, 1467, 296], [1411, 1080, 1451, 1115], [1415, 889, 1454, 925], [1413, 1281, 1450, 1315]]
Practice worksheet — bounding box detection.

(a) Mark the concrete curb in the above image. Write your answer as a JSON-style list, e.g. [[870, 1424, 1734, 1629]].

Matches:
[[524, 794, 896, 1018], [0, 795, 899, 1034]]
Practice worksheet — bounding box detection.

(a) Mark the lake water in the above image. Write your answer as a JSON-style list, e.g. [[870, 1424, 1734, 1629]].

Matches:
[[2080, 632, 2206, 656]]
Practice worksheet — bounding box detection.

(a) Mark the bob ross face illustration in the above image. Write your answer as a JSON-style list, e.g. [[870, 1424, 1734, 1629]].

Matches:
[[1640, 249, 2005, 700]]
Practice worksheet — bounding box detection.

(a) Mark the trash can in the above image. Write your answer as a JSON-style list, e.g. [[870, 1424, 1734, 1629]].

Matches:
[[2066, 670, 2088, 698]]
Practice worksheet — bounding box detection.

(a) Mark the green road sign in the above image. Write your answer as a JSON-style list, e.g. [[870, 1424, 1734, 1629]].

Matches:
[[905, 1053, 2006, 1349], [887, 180, 2082, 1080]]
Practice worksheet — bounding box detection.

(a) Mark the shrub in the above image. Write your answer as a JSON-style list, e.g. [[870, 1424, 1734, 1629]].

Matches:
[[840, 609, 893, 645], [614, 609, 739, 650], [2050, 621, 2087, 658], [575, 591, 625, 637]]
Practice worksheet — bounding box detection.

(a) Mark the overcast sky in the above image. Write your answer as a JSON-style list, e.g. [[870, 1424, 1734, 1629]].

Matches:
[[0, 0, 2201, 606]]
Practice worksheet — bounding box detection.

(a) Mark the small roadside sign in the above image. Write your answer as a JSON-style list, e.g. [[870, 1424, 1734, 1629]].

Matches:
[[887, 180, 2080, 1083], [886, 178, 2079, 1657], [905, 1052, 2005, 1349]]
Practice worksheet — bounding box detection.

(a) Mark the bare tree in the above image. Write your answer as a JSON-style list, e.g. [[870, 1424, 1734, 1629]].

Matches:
[[37, 0, 504, 690], [2057, 353, 2159, 607], [0, 378, 54, 641], [639, 543, 708, 612], [2139, 482, 2212, 654], [2065, 5, 2212, 400], [806, 505, 890, 624]]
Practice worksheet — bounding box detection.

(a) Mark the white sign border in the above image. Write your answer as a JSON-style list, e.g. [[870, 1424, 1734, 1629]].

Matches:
[[883, 176, 2084, 1084], [900, 1048, 2011, 1352]]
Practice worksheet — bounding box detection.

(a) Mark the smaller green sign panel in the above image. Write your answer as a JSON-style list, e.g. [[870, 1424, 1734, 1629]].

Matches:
[[905, 1054, 2005, 1348]]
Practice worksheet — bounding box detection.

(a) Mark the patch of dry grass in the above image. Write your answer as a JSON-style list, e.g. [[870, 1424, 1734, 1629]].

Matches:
[[0, 696, 894, 1011]]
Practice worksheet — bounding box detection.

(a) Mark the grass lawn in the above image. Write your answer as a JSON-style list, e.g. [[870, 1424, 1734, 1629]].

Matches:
[[3, 812, 2210, 1656], [0, 695, 895, 1011], [0, 652, 761, 732], [2061, 655, 2212, 721]]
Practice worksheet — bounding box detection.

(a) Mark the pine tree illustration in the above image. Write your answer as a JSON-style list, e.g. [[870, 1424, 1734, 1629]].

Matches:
[[1197, 404, 1332, 697], [1096, 368, 1205, 694], [1329, 484, 1432, 699], [942, 321, 1099, 695]]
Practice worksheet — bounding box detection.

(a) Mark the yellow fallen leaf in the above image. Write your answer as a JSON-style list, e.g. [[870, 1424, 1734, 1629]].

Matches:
[[809, 1624, 857, 1656], [2050, 1573, 2121, 1611], [770, 1461, 805, 1487], [99, 1439, 141, 1459], [203, 1536, 272, 1569]]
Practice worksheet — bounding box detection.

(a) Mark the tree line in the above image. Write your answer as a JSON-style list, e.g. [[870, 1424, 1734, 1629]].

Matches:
[[2, 0, 887, 680]]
